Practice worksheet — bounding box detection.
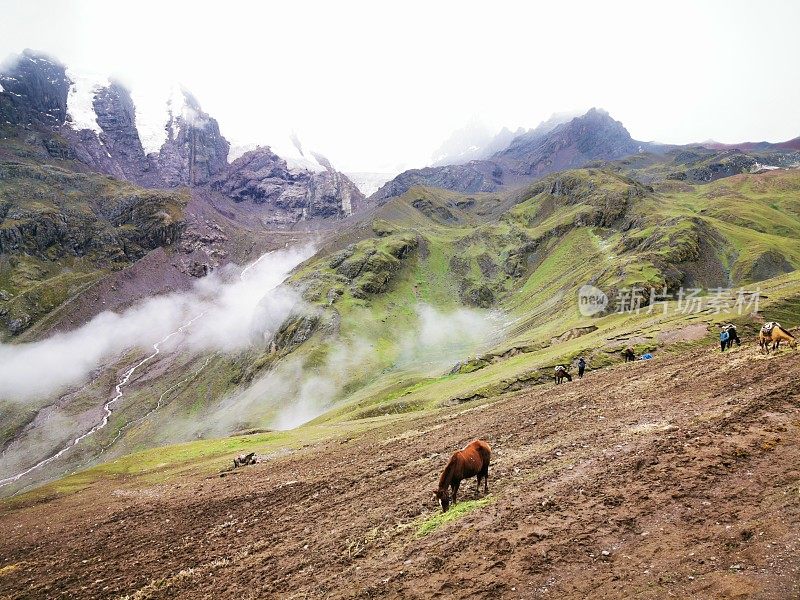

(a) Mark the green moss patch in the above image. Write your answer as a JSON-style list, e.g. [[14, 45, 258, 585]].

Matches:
[[416, 497, 493, 537]]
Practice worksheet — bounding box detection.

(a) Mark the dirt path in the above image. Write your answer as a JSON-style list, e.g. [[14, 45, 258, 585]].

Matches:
[[1, 345, 799, 599]]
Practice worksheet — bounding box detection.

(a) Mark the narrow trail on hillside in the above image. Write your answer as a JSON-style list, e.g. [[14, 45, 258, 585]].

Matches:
[[0, 313, 206, 489], [0, 251, 282, 490], [99, 355, 214, 456]]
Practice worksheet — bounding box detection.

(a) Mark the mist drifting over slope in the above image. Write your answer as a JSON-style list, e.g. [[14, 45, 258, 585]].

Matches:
[[1, 243, 504, 493], [0, 246, 315, 404], [190, 303, 503, 436]]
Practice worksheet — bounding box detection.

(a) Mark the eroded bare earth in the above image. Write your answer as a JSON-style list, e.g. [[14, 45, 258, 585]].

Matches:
[[1, 344, 799, 599]]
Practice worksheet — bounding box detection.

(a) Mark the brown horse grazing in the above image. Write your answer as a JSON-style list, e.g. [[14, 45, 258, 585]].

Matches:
[[759, 323, 797, 354], [433, 439, 491, 512]]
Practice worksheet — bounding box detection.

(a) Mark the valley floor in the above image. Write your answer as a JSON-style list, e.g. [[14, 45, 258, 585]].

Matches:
[[1, 343, 799, 599]]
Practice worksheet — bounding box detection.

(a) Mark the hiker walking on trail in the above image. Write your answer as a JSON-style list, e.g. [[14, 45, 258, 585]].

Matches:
[[719, 328, 730, 352], [577, 357, 586, 379], [720, 323, 740, 351]]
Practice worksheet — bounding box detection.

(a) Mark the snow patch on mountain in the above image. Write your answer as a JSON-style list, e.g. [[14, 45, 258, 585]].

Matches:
[[168, 86, 209, 131], [230, 134, 328, 173], [131, 86, 172, 155], [133, 85, 217, 155], [65, 69, 107, 134], [272, 136, 327, 173]]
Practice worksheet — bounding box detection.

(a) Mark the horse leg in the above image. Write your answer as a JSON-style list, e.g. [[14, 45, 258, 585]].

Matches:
[[452, 481, 460, 505], [482, 468, 489, 493], [476, 475, 481, 497]]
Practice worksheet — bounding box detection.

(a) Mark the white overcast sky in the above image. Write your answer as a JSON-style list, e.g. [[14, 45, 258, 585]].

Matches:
[[1, 0, 799, 173]]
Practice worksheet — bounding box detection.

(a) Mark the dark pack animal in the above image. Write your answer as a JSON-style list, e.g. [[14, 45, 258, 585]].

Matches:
[[623, 348, 636, 362], [554, 365, 572, 384], [433, 439, 491, 512], [233, 452, 257, 468], [720, 324, 740, 351]]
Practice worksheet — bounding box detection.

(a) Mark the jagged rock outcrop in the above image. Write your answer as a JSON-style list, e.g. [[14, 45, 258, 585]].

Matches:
[[94, 82, 156, 182], [175, 216, 229, 277], [156, 89, 229, 187], [212, 147, 364, 223], [0, 51, 155, 184], [0, 49, 69, 128], [0, 162, 185, 260], [1, 52, 228, 189], [61, 81, 162, 185], [494, 108, 640, 177]]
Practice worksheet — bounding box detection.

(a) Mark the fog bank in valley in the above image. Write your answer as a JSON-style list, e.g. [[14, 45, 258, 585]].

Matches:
[[0, 246, 315, 404]]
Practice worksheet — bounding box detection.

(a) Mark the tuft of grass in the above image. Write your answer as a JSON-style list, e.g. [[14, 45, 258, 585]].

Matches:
[[0, 563, 22, 577], [416, 496, 493, 537]]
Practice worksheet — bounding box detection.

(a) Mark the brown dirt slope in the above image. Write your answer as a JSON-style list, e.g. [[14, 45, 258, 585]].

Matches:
[[1, 344, 799, 599]]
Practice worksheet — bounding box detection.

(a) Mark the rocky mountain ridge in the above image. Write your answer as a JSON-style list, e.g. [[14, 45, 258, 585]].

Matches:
[[212, 146, 365, 223], [371, 108, 644, 201], [0, 49, 361, 222], [372, 108, 800, 202]]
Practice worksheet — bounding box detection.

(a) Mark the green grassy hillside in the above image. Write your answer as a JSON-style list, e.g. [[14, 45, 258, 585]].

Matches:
[[238, 168, 800, 425], [3, 166, 799, 499], [10, 267, 800, 504]]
